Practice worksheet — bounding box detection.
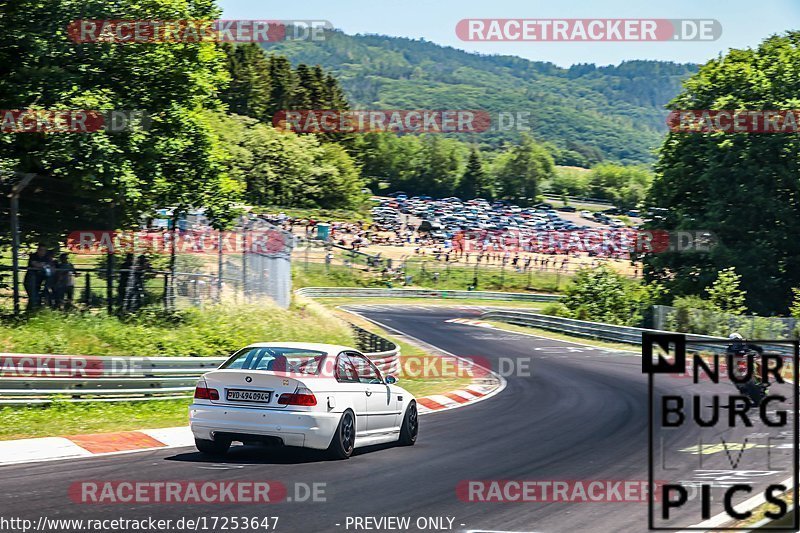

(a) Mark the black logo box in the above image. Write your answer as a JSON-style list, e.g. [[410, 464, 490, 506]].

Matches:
[[643, 332, 799, 531]]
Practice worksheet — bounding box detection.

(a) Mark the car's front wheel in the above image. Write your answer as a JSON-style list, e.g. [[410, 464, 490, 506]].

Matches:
[[195, 437, 231, 457], [398, 402, 418, 446], [328, 410, 356, 459]]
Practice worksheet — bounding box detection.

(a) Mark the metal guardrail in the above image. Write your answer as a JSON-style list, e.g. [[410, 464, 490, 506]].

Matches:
[[480, 310, 692, 344], [352, 324, 401, 375], [479, 311, 796, 356], [0, 355, 227, 405], [0, 325, 401, 405], [296, 287, 561, 302]]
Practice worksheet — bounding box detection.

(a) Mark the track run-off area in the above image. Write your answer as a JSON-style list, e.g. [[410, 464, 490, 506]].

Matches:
[[0, 305, 793, 533]]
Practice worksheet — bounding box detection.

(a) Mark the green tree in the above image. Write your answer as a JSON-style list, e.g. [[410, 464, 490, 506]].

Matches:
[[405, 136, 465, 197], [263, 30, 698, 163], [315, 143, 366, 208], [0, 0, 235, 240], [644, 32, 800, 314], [586, 163, 652, 209], [352, 134, 422, 190], [219, 43, 272, 122], [546, 167, 591, 197], [664, 295, 718, 334], [790, 288, 800, 320], [207, 113, 364, 208], [705, 267, 747, 315], [290, 64, 315, 109], [493, 135, 554, 205], [457, 148, 491, 199], [266, 55, 295, 118], [562, 265, 657, 326]]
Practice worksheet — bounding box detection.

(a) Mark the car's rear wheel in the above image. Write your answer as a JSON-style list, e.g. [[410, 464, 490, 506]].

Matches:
[[398, 402, 418, 446], [328, 410, 356, 459], [195, 437, 231, 457]]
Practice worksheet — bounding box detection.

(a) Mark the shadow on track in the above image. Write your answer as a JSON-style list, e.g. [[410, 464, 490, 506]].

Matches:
[[165, 442, 402, 465]]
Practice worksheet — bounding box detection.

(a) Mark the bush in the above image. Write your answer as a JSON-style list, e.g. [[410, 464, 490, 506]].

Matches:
[[562, 265, 657, 326], [664, 295, 730, 335], [705, 267, 747, 315], [540, 302, 573, 318]]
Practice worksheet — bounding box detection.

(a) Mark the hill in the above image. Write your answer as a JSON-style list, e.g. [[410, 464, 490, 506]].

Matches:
[[264, 30, 698, 165]]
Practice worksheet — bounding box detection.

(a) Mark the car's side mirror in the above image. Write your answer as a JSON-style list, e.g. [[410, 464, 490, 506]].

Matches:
[[385, 375, 398, 384]]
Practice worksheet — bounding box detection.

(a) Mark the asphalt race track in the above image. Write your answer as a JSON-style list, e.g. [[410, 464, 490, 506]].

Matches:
[[0, 305, 795, 533]]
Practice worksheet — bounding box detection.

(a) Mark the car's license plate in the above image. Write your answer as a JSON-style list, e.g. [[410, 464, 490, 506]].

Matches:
[[226, 389, 272, 403]]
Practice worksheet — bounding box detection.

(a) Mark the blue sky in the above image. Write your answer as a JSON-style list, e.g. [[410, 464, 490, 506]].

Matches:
[[218, 0, 800, 67]]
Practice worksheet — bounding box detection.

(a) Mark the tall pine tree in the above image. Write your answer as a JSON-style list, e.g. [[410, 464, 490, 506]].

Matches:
[[219, 43, 272, 121], [457, 148, 490, 199]]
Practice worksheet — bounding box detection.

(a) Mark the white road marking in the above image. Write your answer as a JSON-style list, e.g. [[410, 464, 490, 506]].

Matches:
[[0, 437, 93, 464], [141, 427, 194, 447]]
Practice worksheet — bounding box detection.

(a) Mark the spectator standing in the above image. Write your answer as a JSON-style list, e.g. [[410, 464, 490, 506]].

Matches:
[[54, 253, 76, 308], [23, 245, 48, 310], [118, 253, 134, 306], [42, 250, 57, 308], [133, 254, 151, 303]]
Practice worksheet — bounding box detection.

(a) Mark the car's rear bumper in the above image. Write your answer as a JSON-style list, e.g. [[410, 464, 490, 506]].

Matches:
[[189, 403, 341, 450]]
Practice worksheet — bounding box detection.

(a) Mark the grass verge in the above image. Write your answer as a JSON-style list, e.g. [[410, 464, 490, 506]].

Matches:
[[0, 399, 192, 441], [255, 205, 372, 223], [293, 262, 571, 293], [730, 489, 794, 530], [0, 298, 353, 356]]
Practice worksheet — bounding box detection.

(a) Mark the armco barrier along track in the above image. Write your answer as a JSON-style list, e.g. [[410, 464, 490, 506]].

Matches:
[[480, 309, 796, 358], [296, 287, 561, 302], [0, 325, 399, 405]]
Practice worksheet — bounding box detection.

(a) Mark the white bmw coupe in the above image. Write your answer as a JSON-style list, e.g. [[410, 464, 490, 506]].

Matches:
[[189, 342, 418, 459]]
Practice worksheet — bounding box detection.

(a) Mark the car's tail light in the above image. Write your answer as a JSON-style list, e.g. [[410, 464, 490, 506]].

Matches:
[[194, 386, 219, 400], [278, 387, 317, 406]]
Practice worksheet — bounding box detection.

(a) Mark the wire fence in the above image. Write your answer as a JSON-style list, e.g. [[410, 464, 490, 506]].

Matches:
[[291, 238, 623, 292], [0, 223, 294, 315]]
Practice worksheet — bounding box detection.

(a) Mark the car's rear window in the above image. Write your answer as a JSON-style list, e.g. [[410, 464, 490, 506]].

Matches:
[[221, 347, 327, 374]]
